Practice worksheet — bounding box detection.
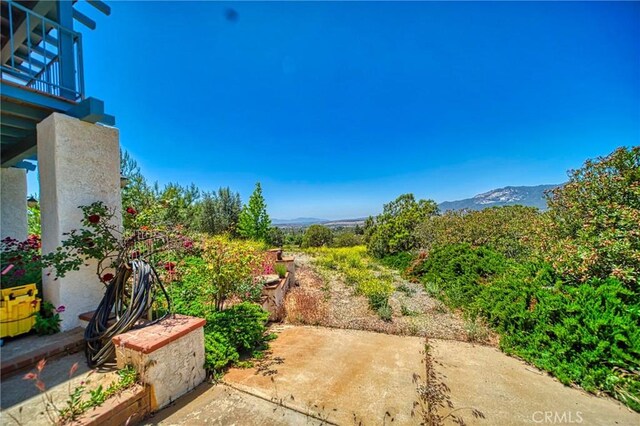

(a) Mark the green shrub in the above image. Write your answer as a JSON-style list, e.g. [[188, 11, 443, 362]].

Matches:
[[414, 244, 507, 309], [203, 302, 270, 373], [332, 232, 363, 247], [365, 194, 438, 258], [168, 256, 208, 317], [539, 146, 640, 287], [474, 266, 640, 410], [380, 252, 413, 272], [301, 225, 333, 248], [417, 205, 540, 260]]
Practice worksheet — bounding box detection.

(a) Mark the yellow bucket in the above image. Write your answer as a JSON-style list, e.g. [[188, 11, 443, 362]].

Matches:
[[0, 284, 40, 338]]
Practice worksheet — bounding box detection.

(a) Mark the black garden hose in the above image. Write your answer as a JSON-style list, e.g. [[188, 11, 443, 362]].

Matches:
[[84, 258, 171, 368]]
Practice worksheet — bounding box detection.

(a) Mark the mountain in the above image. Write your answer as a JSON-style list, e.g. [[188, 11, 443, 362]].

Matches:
[[438, 184, 561, 212], [272, 217, 366, 228], [271, 217, 328, 226]]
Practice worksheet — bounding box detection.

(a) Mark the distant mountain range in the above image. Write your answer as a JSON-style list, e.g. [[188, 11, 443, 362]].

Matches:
[[272, 217, 366, 228], [271, 217, 326, 226], [437, 184, 561, 212], [273, 184, 561, 227]]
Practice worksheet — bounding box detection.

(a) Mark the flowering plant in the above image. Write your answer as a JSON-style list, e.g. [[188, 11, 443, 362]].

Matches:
[[0, 234, 43, 288]]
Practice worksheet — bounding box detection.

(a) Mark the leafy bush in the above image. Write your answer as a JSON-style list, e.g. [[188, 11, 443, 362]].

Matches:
[[34, 301, 64, 335], [301, 225, 333, 248], [539, 146, 640, 287], [474, 266, 640, 410], [167, 256, 209, 317], [413, 244, 507, 309], [417, 205, 540, 260], [414, 243, 640, 410], [380, 252, 414, 272], [203, 302, 271, 372], [191, 236, 264, 311], [365, 194, 438, 258], [332, 232, 363, 247]]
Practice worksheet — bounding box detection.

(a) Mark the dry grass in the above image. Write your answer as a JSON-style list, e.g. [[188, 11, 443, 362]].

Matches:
[[284, 287, 327, 326], [286, 251, 496, 345]]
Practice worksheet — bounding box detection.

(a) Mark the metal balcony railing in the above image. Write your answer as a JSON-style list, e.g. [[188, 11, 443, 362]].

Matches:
[[1, 0, 85, 101]]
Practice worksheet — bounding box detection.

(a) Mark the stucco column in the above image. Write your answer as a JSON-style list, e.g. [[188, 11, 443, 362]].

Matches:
[[37, 113, 121, 330], [0, 167, 28, 241]]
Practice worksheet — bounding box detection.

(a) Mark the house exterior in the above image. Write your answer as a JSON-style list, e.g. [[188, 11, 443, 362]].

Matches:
[[1, 0, 121, 330]]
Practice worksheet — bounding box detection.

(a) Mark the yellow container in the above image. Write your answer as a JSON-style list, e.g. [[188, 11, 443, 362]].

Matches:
[[0, 284, 40, 338]]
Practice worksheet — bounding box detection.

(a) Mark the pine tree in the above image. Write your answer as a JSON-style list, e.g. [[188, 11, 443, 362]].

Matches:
[[237, 182, 271, 241]]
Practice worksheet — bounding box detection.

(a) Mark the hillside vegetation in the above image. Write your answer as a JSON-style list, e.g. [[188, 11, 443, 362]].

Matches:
[[359, 146, 640, 411]]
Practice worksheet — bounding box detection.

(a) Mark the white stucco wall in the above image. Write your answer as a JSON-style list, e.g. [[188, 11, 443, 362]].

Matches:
[[115, 327, 206, 410], [0, 167, 28, 241], [37, 113, 121, 330]]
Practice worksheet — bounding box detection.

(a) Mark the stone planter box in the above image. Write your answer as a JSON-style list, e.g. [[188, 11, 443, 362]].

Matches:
[[111, 315, 206, 411], [261, 272, 292, 321]]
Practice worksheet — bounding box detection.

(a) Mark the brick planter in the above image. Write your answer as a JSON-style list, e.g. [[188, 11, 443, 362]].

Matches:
[[70, 384, 151, 426], [112, 315, 206, 411]]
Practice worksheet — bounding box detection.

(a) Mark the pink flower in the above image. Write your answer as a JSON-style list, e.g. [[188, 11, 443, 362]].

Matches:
[[23, 372, 37, 380], [55, 305, 66, 313], [183, 240, 193, 249]]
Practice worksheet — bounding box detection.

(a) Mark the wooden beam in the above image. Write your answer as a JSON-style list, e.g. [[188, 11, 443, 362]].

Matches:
[[0, 100, 50, 121], [1, 140, 37, 168], [0, 115, 37, 130], [0, 2, 56, 68], [87, 0, 112, 16], [1, 125, 29, 138], [73, 9, 97, 30]]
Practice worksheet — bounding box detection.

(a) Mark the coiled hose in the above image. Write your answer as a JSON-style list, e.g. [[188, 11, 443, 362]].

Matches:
[[84, 258, 171, 368]]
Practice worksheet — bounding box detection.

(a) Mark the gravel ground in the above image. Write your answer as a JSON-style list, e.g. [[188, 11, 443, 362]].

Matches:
[[285, 252, 495, 344]]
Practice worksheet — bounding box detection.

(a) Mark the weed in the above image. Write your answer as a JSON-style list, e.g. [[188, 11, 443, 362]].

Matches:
[[412, 337, 485, 425], [397, 283, 417, 297], [401, 304, 419, 317]]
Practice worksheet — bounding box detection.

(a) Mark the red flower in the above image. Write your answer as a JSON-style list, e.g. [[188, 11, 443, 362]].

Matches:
[[23, 372, 37, 380], [126, 207, 137, 216], [101, 273, 114, 283], [87, 214, 100, 224], [130, 250, 140, 259], [164, 262, 176, 271], [183, 240, 194, 249]]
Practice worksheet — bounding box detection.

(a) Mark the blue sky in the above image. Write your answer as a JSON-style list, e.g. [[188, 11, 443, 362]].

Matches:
[[30, 1, 639, 219]]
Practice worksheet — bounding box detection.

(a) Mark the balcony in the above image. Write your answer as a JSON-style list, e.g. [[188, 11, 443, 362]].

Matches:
[[0, 0, 112, 168], [1, 0, 84, 101]]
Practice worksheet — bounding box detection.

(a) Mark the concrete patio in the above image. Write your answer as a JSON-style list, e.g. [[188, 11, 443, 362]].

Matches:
[[147, 326, 640, 425]]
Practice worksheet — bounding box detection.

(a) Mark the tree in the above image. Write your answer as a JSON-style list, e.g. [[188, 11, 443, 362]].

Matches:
[[197, 187, 242, 235], [266, 227, 285, 247], [237, 182, 271, 241], [27, 195, 41, 236], [417, 205, 540, 260], [365, 194, 438, 258], [539, 146, 640, 287], [301, 225, 333, 248]]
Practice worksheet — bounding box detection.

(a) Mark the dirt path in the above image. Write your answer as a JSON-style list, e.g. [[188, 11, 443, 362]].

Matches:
[[285, 252, 492, 344]]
